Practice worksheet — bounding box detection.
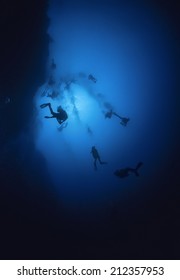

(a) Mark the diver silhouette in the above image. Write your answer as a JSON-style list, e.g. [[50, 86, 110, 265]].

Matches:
[[105, 109, 130, 126], [91, 146, 107, 170], [114, 162, 143, 178], [88, 74, 97, 83], [40, 103, 68, 125], [87, 125, 93, 136]]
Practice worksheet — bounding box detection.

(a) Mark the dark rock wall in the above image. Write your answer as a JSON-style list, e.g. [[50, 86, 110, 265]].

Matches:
[[0, 0, 49, 140], [0, 0, 63, 259]]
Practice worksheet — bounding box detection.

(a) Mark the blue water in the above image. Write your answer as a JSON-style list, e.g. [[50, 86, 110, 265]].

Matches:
[[34, 0, 176, 208]]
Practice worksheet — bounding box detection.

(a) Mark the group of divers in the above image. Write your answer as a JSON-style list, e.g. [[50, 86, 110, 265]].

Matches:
[[40, 59, 143, 179]]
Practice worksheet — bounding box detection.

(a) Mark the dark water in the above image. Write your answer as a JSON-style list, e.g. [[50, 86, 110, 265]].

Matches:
[[0, 0, 180, 259]]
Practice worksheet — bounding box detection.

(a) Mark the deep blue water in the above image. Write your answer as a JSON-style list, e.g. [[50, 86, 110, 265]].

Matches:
[[0, 0, 179, 259], [34, 0, 177, 209]]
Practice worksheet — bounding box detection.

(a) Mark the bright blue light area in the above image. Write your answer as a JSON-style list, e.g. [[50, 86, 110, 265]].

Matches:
[[34, 0, 176, 207]]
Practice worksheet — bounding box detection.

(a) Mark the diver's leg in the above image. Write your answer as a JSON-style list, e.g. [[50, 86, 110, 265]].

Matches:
[[98, 156, 107, 165], [134, 162, 143, 176], [98, 156, 102, 164], [113, 112, 123, 119], [94, 159, 97, 170], [128, 168, 135, 172], [128, 168, 139, 176], [47, 103, 55, 116], [40, 103, 50, 108]]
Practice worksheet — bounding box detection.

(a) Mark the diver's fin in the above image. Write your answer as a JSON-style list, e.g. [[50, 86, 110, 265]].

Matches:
[[134, 170, 139, 176], [40, 103, 50, 108], [136, 162, 143, 169], [134, 162, 143, 176]]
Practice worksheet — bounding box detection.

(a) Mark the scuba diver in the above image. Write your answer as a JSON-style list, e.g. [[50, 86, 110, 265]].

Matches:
[[40, 103, 68, 125], [105, 109, 130, 126], [114, 162, 143, 178], [91, 146, 107, 170], [87, 125, 93, 136], [88, 74, 97, 83]]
